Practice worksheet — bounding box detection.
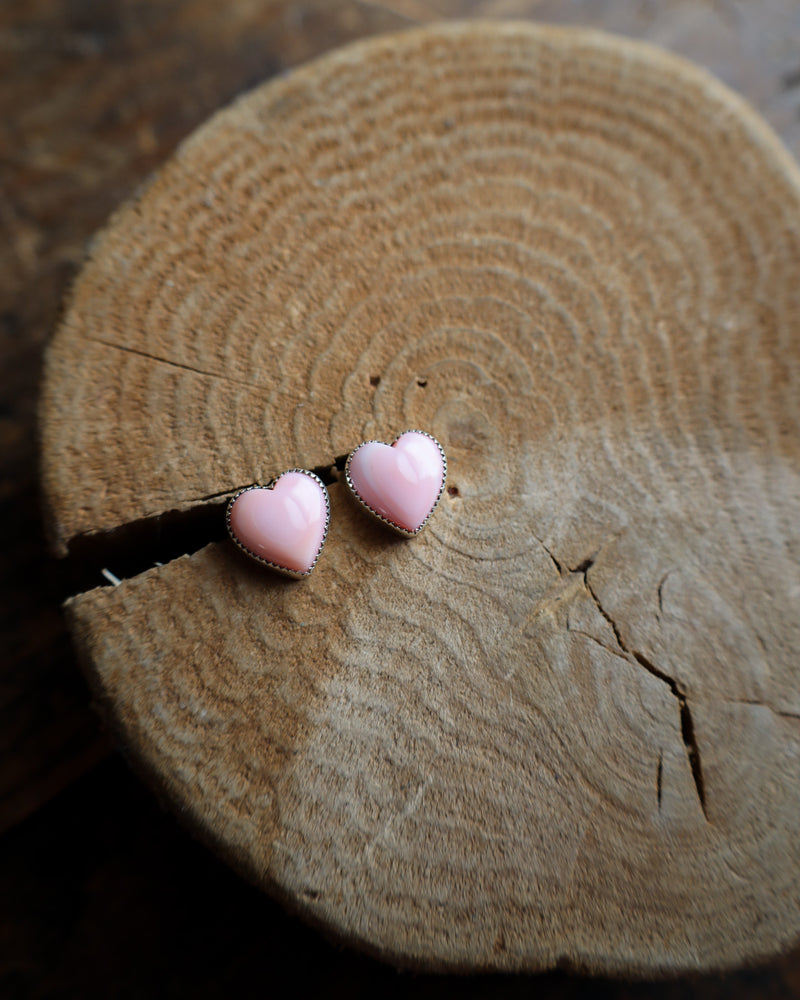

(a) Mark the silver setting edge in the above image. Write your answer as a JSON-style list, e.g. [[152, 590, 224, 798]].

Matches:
[[343, 429, 447, 538], [225, 469, 331, 579]]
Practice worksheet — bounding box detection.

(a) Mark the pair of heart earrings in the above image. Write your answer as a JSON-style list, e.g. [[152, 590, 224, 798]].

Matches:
[[226, 430, 447, 578]]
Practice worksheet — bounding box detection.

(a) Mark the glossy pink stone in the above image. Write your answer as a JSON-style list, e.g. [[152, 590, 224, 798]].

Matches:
[[228, 472, 328, 575], [347, 431, 445, 533]]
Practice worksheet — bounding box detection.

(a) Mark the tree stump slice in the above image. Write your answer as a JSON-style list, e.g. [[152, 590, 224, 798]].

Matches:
[[40, 21, 800, 975]]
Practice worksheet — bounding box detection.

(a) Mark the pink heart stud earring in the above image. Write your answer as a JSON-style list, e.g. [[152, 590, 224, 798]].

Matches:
[[344, 430, 447, 536], [226, 469, 330, 578]]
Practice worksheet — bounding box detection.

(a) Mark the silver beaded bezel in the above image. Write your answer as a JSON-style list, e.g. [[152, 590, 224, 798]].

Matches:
[[344, 429, 447, 537], [225, 469, 331, 579]]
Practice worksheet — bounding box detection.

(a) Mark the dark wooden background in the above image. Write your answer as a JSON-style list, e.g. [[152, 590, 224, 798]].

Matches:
[[3, 1, 800, 995]]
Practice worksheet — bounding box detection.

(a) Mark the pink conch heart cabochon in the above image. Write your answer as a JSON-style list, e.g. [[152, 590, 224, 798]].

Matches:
[[346, 431, 446, 534], [227, 471, 329, 575]]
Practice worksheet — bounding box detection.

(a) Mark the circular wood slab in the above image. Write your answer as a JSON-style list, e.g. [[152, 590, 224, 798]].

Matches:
[[41, 21, 800, 975]]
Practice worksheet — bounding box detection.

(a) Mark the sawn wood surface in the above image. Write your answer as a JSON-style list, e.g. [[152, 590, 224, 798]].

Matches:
[[39, 21, 800, 975]]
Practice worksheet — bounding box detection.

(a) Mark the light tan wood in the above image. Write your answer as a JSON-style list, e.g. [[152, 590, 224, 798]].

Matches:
[[42, 22, 800, 973]]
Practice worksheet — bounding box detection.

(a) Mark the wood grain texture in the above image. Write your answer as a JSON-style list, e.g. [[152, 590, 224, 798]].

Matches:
[[0, 0, 408, 831], [4, 0, 797, 838], [373, 0, 800, 166], [41, 21, 800, 974]]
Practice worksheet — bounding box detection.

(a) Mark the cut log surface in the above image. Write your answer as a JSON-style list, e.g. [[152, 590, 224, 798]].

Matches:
[[41, 21, 800, 975]]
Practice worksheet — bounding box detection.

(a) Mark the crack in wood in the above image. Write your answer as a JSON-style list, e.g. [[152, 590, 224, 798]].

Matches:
[[526, 537, 708, 818], [656, 750, 663, 810], [584, 572, 709, 821], [566, 627, 625, 661], [90, 338, 258, 389], [726, 699, 800, 722], [657, 570, 672, 618], [530, 531, 562, 575], [59, 457, 348, 594], [63, 500, 230, 595]]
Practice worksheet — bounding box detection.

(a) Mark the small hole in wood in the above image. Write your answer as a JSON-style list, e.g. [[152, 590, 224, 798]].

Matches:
[[417, 377, 428, 388], [369, 375, 381, 387], [447, 485, 459, 497]]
